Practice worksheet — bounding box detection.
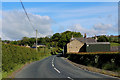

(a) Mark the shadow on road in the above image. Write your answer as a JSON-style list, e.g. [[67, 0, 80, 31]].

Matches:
[[56, 53, 63, 57]]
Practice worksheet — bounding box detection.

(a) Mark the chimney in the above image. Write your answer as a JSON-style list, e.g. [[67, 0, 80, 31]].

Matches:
[[95, 35, 98, 42], [71, 35, 74, 41], [72, 35, 73, 39], [84, 33, 86, 38]]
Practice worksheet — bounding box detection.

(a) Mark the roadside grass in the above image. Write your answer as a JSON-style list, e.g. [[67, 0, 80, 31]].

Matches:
[[2, 64, 24, 78], [111, 42, 120, 46]]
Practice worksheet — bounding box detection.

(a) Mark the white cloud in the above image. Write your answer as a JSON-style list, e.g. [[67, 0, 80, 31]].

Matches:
[[93, 23, 112, 30], [0, 19, 2, 38], [0, 12, 2, 38], [69, 23, 118, 37], [26, 5, 117, 19], [2, 10, 53, 40]]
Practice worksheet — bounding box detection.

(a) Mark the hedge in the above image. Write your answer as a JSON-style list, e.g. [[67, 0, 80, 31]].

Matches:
[[2, 44, 52, 73]]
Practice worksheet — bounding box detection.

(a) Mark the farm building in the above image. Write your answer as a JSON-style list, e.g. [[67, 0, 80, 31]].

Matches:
[[32, 43, 46, 48], [66, 34, 110, 53]]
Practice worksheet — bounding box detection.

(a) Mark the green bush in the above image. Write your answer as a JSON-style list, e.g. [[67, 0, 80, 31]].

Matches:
[[2, 44, 52, 73], [66, 53, 120, 72], [102, 62, 117, 71]]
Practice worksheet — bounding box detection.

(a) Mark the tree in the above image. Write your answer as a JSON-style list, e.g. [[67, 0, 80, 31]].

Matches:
[[57, 31, 83, 48], [21, 37, 30, 46], [28, 38, 36, 47], [51, 33, 61, 41], [97, 36, 109, 42], [58, 35, 68, 48], [10, 41, 18, 45]]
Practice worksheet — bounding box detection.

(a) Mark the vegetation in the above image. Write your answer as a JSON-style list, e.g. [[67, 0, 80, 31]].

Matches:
[[108, 35, 120, 43], [96, 35, 120, 47], [66, 53, 120, 73], [0, 38, 1, 80], [97, 36, 109, 42], [2, 31, 82, 78], [2, 44, 57, 78], [2, 31, 83, 48], [2, 31, 120, 78], [111, 42, 120, 47]]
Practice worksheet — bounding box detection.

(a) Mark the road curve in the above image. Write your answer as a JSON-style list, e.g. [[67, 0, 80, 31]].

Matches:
[[15, 54, 119, 79]]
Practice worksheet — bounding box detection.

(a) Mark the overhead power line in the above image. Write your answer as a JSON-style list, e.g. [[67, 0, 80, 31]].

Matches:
[[20, 0, 38, 52], [20, 0, 35, 31]]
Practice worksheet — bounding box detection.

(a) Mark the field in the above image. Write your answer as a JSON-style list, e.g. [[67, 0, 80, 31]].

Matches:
[[111, 42, 120, 46]]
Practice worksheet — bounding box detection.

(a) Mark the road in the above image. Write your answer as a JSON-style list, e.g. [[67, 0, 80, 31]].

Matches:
[[15, 54, 118, 80]]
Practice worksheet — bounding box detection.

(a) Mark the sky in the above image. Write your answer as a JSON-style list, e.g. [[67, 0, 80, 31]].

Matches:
[[1, 2, 119, 40], [2, 0, 120, 2]]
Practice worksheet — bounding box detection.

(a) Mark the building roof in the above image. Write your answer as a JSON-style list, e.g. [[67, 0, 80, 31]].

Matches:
[[74, 37, 96, 43], [86, 42, 110, 44]]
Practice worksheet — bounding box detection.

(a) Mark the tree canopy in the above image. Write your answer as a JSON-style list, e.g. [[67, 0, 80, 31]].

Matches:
[[2, 31, 83, 48], [97, 36, 109, 42]]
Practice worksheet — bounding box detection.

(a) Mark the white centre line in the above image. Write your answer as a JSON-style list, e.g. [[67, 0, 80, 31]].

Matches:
[[54, 67, 61, 73], [67, 77, 74, 80], [52, 63, 54, 67], [52, 57, 61, 74]]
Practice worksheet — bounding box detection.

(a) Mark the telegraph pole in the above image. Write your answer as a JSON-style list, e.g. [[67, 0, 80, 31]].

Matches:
[[36, 29, 38, 52], [63, 46, 64, 55]]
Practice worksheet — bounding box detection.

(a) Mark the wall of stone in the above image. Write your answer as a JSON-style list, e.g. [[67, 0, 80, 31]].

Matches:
[[67, 39, 84, 53]]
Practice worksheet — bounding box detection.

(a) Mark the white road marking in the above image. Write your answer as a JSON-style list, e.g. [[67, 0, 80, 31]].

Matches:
[[52, 63, 54, 67], [54, 67, 61, 73], [67, 77, 74, 80], [52, 57, 61, 73]]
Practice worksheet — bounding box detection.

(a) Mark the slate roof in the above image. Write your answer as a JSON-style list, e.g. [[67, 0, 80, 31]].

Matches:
[[86, 42, 110, 44], [70, 37, 110, 44], [73, 37, 96, 43]]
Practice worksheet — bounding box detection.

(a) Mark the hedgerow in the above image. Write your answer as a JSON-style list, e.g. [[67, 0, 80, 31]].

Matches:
[[66, 53, 120, 72], [2, 44, 52, 73]]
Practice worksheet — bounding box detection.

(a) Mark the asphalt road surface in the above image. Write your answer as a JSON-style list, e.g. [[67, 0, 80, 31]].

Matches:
[[15, 54, 119, 80]]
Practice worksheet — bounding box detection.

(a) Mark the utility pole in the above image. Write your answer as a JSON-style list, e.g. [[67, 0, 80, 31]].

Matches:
[[44, 46, 45, 55], [63, 46, 64, 55], [36, 29, 38, 52]]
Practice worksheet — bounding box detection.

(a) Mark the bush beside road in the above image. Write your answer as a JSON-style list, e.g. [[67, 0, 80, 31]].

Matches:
[[2, 44, 57, 78], [65, 53, 120, 77]]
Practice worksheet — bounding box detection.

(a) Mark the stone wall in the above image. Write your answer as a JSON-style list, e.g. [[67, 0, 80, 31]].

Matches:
[[111, 46, 120, 52], [67, 39, 84, 53]]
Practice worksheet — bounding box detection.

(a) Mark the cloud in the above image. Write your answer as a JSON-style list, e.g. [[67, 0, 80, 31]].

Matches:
[[93, 23, 117, 33], [69, 23, 118, 36], [0, 19, 2, 38], [93, 23, 112, 30], [2, 10, 53, 40], [26, 5, 117, 19]]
